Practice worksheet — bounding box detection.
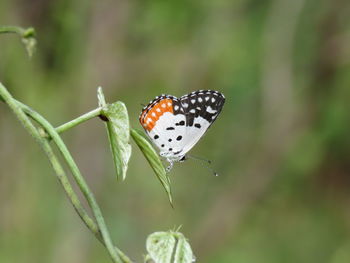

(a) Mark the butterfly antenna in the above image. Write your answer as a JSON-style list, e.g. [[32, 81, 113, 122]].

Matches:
[[186, 154, 218, 176]]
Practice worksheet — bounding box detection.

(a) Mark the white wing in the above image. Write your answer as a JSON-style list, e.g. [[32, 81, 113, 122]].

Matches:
[[140, 90, 225, 162]]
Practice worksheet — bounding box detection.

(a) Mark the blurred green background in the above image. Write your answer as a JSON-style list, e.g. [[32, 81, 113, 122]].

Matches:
[[1, 0, 350, 262]]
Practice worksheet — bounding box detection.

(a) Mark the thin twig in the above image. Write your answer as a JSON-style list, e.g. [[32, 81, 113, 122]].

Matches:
[[55, 107, 102, 134], [17, 100, 130, 263], [0, 83, 131, 263]]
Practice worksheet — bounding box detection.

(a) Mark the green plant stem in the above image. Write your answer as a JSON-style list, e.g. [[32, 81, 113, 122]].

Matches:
[[16, 101, 132, 263], [0, 25, 24, 34], [22, 103, 132, 263], [0, 83, 129, 263], [17, 101, 124, 263], [0, 26, 36, 57], [0, 26, 35, 37], [0, 85, 97, 235], [55, 107, 102, 134]]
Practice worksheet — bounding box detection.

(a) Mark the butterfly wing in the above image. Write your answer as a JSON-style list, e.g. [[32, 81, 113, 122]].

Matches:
[[179, 90, 225, 155], [139, 95, 187, 161], [139, 90, 225, 162]]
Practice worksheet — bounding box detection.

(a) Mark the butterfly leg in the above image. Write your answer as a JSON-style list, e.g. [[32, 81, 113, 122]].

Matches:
[[166, 159, 174, 172]]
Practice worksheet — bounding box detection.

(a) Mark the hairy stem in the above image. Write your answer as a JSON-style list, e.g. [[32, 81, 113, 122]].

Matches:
[[55, 107, 102, 134], [0, 25, 24, 34], [17, 101, 132, 263], [17, 102, 124, 263], [0, 86, 97, 235], [0, 25, 35, 37], [0, 83, 130, 263]]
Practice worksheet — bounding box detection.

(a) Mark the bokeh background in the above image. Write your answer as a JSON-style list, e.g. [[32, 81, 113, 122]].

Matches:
[[1, 0, 350, 262]]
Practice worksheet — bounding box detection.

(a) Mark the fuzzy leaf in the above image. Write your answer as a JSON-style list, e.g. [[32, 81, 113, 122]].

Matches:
[[131, 128, 173, 205], [21, 27, 36, 57], [104, 102, 132, 180], [97, 87, 106, 107], [98, 87, 131, 180], [146, 231, 195, 263], [173, 233, 195, 263], [146, 232, 176, 263]]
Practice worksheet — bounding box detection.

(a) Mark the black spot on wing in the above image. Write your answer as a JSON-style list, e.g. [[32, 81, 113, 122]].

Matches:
[[175, 120, 185, 126], [166, 127, 175, 130], [180, 90, 225, 127], [179, 95, 195, 126]]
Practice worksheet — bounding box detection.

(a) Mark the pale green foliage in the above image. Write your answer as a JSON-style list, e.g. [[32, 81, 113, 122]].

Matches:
[[174, 233, 194, 263], [98, 88, 132, 180], [0, 23, 197, 263], [104, 102, 132, 180], [146, 231, 195, 263], [131, 128, 173, 205], [21, 27, 36, 57], [0, 26, 36, 57], [146, 232, 176, 263]]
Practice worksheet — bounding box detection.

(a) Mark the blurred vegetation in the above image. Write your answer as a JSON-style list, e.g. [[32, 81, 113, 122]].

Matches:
[[0, 0, 350, 262]]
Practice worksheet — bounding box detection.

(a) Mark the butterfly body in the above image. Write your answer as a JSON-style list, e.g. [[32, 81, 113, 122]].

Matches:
[[139, 90, 225, 168]]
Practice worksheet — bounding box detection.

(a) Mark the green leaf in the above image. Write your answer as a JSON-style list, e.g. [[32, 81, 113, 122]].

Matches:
[[97, 87, 106, 107], [146, 231, 195, 263], [131, 128, 173, 205], [173, 233, 194, 263], [98, 87, 132, 180], [146, 232, 176, 263]]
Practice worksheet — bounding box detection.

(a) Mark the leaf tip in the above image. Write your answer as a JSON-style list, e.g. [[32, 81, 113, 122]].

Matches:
[[97, 86, 106, 107]]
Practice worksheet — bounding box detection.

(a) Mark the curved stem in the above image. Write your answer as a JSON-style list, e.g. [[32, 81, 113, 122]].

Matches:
[[0, 26, 35, 37], [0, 26, 36, 57], [0, 26, 24, 34], [0, 83, 129, 263], [17, 102, 123, 263], [55, 107, 102, 134], [2, 99, 100, 237], [17, 101, 132, 263], [0, 85, 98, 236]]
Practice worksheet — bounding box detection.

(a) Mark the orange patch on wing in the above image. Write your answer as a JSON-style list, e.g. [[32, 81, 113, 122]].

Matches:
[[140, 99, 173, 131]]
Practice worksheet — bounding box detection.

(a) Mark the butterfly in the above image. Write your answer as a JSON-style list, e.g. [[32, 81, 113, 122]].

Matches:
[[139, 90, 225, 171]]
